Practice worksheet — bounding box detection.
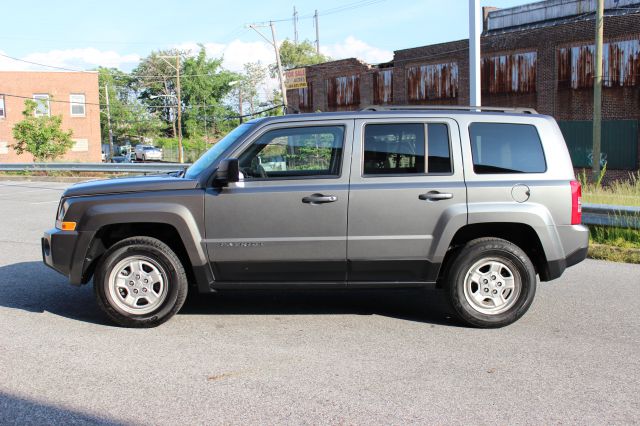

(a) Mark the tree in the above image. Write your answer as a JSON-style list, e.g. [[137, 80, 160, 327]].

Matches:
[[132, 48, 188, 138], [239, 62, 268, 115], [180, 45, 239, 140], [270, 40, 331, 76], [98, 67, 163, 144], [12, 99, 74, 161]]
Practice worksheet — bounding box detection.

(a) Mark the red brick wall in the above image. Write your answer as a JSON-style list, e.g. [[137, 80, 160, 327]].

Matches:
[[0, 71, 101, 163], [287, 13, 640, 172]]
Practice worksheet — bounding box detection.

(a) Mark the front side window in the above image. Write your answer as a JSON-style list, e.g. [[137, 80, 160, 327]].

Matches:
[[33, 94, 50, 116], [238, 126, 344, 179], [0, 95, 5, 118], [70, 94, 85, 117], [363, 123, 452, 175], [469, 123, 546, 174]]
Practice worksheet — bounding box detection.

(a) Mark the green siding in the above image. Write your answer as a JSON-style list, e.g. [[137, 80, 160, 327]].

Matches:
[[558, 120, 639, 170]]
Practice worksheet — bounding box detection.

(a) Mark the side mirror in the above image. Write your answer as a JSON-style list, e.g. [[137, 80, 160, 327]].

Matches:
[[213, 158, 240, 186]]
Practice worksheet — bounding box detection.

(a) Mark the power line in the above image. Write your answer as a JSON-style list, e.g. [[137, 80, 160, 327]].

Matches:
[[249, 0, 388, 25]]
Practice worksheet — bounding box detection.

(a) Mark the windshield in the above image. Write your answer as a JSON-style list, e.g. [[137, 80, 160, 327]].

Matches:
[[184, 123, 253, 179]]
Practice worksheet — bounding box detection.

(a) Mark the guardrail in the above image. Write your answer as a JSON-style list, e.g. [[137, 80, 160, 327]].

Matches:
[[1, 163, 638, 229], [582, 203, 640, 229], [0, 162, 190, 174]]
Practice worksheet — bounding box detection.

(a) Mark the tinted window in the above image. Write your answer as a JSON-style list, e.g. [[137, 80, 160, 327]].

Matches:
[[364, 123, 425, 175], [238, 126, 344, 179], [363, 123, 452, 175], [427, 123, 452, 174], [469, 123, 546, 174]]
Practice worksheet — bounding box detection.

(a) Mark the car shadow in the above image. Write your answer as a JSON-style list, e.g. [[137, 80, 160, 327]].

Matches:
[[0, 261, 461, 327], [0, 261, 111, 326], [0, 391, 126, 425]]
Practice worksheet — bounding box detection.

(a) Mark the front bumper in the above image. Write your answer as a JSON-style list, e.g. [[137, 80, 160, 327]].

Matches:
[[42, 228, 88, 285]]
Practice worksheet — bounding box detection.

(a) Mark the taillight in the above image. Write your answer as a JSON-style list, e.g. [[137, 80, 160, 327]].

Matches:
[[570, 180, 582, 225]]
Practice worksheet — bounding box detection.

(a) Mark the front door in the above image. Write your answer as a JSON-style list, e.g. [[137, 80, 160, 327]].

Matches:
[[204, 120, 353, 282], [347, 118, 467, 282]]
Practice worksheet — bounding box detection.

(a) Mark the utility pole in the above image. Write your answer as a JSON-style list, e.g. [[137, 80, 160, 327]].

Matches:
[[239, 88, 244, 123], [175, 55, 183, 164], [469, 0, 481, 108], [314, 10, 320, 54], [248, 22, 289, 114], [592, 0, 604, 181], [293, 6, 299, 45], [104, 84, 114, 161], [158, 55, 183, 163]]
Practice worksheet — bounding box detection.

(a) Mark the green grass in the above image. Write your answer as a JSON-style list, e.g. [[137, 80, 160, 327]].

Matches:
[[580, 170, 640, 206], [589, 226, 640, 249]]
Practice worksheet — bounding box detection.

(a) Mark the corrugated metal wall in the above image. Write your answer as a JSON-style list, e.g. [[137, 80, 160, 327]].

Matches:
[[326, 75, 360, 107], [407, 62, 458, 101], [373, 69, 393, 104], [558, 120, 639, 169], [558, 38, 640, 89], [481, 52, 537, 94], [487, 0, 640, 32]]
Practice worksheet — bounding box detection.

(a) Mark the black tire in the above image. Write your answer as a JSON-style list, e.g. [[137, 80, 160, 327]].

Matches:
[[446, 238, 536, 328], [94, 236, 188, 328]]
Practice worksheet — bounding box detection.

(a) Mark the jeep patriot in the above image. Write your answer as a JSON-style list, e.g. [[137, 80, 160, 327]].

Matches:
[[42, 106, 589, 328]]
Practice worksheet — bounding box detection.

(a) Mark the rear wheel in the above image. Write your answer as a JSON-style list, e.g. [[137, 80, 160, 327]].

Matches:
[[446, 238, 536, 328], [94, 236, 188, 327]]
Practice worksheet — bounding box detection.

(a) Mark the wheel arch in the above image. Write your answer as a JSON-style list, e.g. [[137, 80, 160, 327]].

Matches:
[[438, 222, 552, 284], [79, 204, 212, 290]]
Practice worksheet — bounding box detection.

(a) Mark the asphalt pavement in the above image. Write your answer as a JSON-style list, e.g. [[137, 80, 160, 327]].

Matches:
[[0, 179, 638, 425]]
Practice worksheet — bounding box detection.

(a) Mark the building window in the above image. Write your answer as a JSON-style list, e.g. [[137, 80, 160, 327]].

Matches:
[[298, 82, 313, 112], [558, 38, 640, 89], [0, 95, 5, 118], [326, 75, 360, 108], [70, 94, 86, 117], [33, 94, 50, 117], [481, 52, 537, 95], [407, 62, 458, 101], [0, 141, 8, 154], [71, 138, 89, 152], [373, 69, 393, 104]]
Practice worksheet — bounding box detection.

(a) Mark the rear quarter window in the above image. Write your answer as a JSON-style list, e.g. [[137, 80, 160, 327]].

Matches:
[[469, 123, 546, 174]]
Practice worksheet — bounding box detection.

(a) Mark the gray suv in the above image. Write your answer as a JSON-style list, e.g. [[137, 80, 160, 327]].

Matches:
[[42, 106, 589, 328]]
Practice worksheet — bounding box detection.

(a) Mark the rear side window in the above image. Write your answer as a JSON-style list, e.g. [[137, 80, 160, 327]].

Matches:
[[363, 123, 452, 175], [469, 123, 546, 174]]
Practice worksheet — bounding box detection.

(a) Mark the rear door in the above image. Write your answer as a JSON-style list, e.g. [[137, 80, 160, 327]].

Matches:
[[347, 117, 466, 283], [204, 120, 353, 282]]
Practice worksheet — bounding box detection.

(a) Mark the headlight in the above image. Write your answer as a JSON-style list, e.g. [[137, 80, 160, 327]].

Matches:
[[57, 198, 67, 221], [55, 198, 76, 231]]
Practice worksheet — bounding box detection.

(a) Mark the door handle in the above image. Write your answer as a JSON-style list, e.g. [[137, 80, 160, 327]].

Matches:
[[419, 191, 453, 201], [302, 193, 338, 204]]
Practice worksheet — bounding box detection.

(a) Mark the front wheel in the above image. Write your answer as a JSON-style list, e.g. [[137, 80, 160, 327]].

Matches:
[[446, 238, 536, 328], [94, 236, 188, 327]]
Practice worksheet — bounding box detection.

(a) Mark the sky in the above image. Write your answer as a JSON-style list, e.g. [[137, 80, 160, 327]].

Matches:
[[0, 0, 533, 73]]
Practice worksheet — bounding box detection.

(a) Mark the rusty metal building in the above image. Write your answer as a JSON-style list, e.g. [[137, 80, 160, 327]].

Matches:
[[287, 0, 640, 177]]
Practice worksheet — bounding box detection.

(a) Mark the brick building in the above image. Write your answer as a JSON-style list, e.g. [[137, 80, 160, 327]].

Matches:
[[287, 0, 640, 178], [0, 71, 101, 162]]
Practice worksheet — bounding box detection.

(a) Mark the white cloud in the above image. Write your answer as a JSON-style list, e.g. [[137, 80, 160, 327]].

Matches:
[[0, 48, 140, 71], [321, 36, 393, 64], [173, 40, 275, 73]]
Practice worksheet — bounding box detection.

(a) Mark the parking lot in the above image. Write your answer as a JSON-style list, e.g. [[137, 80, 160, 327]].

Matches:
[[0, 179, 638, 425]]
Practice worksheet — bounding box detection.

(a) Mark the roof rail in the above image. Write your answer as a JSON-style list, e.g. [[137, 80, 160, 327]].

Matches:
[[360, 105, 538, 114]]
